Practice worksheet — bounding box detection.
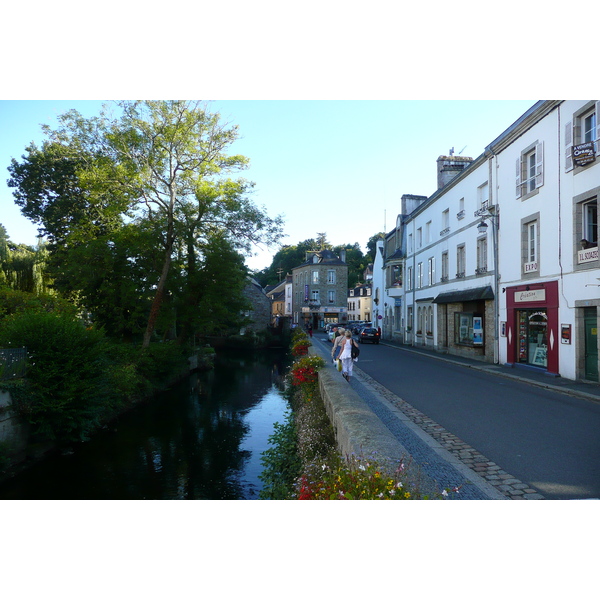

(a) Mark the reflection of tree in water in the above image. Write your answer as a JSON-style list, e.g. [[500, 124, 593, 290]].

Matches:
[[0, 348, 290, 500]]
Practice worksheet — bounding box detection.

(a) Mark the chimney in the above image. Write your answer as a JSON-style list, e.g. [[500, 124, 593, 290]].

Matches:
[[340, 249, 346, 263], [437, 155, 473, 190]]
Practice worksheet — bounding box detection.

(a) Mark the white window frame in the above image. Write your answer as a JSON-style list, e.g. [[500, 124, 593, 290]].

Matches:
[[327, 269, 336, 284], [516, 141, 544, 199], [328, 290, 335, 304], [583, 199, 598, 246], [427, 257, 435, 285], [477, 237, 488, 273], [457, 244, 466, 278], [441, 251, 449, 281], [417, 262, 423, 289]]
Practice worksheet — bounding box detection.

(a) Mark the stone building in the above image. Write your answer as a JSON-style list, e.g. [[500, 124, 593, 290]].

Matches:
[[291, 249, 348, 330]]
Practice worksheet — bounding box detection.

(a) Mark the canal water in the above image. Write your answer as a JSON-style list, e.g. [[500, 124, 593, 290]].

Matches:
[[0, 348, 292, 500]]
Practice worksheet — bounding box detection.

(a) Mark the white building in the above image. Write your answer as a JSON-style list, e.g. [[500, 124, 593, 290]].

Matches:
[[382, 100, 600, 382]]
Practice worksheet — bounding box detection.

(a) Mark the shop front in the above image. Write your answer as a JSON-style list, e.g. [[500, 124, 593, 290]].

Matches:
[[505, 281, 559, 374]]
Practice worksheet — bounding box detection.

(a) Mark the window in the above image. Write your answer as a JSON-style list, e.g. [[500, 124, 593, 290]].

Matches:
[[583, 199, 598, 247], [311, 290, 319, 303], [406, 266, 413, 291], [521, 215, 540, 274], [408, 233, 413, 254], [516, 142, 544, 198], [328, 290, 335, 304], [456, 245, 466, 278], [455, 313, 481, 346], [565, 102, 600, 172], [428, 257, 435, 285], [417, 262, 423, 289], [478, 182, 489, 209], [425, 221, 431, 243], [574, 191, 600, 267], [583, 109, 597, 144], [457, 198, 465, 220], [476, 237, 487, 273], [417, 228, 422, 248], [441, 209, 450, 235], [441, 252, 449, 281], [327, 270, 336, 284], [312, 270, 319, 284]]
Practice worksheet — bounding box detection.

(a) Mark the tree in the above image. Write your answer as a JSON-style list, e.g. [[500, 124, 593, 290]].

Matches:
[[366, 232, 385, 262], [8, 101, 284, 347]]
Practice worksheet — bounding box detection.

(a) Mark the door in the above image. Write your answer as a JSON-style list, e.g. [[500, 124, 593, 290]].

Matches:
[[584, 308, 598, 381]]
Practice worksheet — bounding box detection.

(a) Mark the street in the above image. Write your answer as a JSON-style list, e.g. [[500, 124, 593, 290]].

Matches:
[[331, 336, 600, 500]]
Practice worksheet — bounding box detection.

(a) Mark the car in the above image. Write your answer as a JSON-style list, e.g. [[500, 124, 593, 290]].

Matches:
[[358, 327, 380, 344]]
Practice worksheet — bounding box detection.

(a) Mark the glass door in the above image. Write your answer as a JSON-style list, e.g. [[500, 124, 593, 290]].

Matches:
[[517, 309, 548, 367]]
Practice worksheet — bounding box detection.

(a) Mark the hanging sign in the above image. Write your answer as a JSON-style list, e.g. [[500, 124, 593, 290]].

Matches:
[[573, 142, 596, 167]]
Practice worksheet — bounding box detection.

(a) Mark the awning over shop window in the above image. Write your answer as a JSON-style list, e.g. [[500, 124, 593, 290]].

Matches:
[[432, 286, 494, 304]]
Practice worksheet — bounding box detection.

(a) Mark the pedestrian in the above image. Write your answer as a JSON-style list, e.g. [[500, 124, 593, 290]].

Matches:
[[339, 329, 359, 382], [307, 323, 313, 338], [331, 327, 345, 360]]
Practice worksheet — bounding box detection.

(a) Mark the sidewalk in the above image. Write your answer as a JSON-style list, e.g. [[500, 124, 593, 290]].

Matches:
[[379, 339, 600, 404]]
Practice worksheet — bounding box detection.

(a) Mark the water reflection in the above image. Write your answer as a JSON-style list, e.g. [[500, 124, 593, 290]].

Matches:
[[0, 348, 291, 500]]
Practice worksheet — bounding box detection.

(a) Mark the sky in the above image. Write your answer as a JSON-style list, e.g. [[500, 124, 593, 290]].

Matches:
[[0, 99, 537, 271]]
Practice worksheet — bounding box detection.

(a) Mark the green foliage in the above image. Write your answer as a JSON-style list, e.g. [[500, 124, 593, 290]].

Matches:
[[0, 311, 123, 442], [0, 286, 77, 323], [258, 411, 301, 500]]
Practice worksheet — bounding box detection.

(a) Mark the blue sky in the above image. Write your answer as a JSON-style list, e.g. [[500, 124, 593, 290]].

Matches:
[[0, 99, 536, 271]]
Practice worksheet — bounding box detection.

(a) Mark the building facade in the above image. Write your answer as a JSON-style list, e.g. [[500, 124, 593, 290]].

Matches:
[[291, 249, 348, 329], [381, 100, 600, 382], [347, 284, 372, 322]]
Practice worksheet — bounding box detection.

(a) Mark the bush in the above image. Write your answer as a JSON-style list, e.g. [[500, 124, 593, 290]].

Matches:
[[0, 311, 123, 442]]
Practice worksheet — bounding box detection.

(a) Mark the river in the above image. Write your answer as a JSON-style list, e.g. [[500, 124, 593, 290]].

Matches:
[[0, 348, 292, 500]]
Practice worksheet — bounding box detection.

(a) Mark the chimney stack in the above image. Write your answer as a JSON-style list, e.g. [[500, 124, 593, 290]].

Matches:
[[437, 155, 473, 190]]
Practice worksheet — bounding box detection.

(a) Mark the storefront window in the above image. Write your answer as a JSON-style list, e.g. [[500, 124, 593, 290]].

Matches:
[[455, 313, 474, 345], [517, 310, 548, 367]]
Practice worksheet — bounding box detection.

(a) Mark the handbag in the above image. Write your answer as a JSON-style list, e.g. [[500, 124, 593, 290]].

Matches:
[[337, 358, 343, 371], [351, 342, 360, 359]]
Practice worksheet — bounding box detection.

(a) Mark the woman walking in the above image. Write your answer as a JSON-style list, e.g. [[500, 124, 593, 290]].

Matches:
[[339, 329, 359, 382]]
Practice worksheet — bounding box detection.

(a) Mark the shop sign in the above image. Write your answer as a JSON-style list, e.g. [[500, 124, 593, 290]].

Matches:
[[524, 261, 538, 273], [573, 142, 596, 167], [514, 289, 546, 303], [578, 247, 599, 264], [394, 298, 402, 307]]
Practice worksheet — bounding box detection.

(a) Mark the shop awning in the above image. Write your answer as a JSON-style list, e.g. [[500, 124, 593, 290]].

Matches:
[[432, 286, 494, 304]]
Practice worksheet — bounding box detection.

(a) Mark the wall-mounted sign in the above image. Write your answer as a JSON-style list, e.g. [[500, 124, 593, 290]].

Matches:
[[573, 142, 596, 167], [561, 324, 571, 344], [578, 247, 599, 264], [524, 261, 538, 273], [514, 289, 546, 303]]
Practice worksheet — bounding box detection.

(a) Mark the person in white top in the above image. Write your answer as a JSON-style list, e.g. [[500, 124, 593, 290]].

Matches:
[[339, 329, 359, 382]]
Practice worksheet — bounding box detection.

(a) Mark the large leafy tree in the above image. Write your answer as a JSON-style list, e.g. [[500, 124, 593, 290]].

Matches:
[[8, 101, 283, 347]]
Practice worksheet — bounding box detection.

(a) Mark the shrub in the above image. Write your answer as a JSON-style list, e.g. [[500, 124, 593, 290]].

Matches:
[[289, 355, 325, 387], [291, 339, 310, 357], [0, 311, 123, 442]]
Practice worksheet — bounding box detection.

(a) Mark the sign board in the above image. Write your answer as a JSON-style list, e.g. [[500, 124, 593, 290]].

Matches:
[[573, 142, 596, 167], [578, 247, 599, 264], [561, 324, 571, 344], [514, 289, 546, 303]]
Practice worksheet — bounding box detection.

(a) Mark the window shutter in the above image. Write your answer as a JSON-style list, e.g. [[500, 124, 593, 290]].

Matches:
[[565, 120, 574, 172], [535, 141, 544, 188], [516, 156, 522, 198]]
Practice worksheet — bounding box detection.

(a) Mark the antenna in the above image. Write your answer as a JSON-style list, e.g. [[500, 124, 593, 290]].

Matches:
[[384, 209, 386, 233], [458, 145, 467, 155]]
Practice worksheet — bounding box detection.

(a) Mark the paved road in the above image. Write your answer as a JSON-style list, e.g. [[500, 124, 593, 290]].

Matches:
[[328, 336, 600, 500]]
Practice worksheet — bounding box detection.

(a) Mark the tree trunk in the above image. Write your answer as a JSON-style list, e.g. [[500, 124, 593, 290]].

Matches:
[[142, 246, 173, 349]]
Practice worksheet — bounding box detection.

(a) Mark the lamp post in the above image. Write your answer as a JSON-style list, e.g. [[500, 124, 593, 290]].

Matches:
[[477, 210, 500, 364]]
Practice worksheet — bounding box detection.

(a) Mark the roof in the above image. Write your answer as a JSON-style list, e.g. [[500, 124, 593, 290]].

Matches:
[[433, 286, 494, 304], [294, 249, 346, 269]]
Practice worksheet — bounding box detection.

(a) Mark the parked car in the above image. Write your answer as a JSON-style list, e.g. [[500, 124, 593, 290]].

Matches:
[[358, 327, 380, 344]]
